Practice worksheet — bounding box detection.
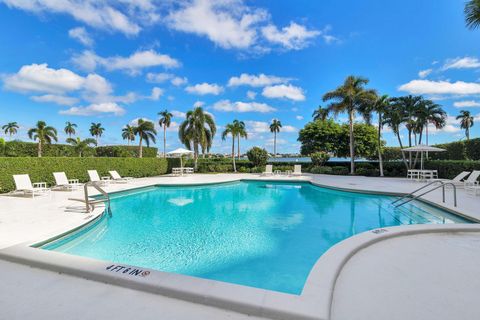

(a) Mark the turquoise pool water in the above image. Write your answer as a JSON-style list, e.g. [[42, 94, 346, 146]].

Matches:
[[42, 181, 470, 295]]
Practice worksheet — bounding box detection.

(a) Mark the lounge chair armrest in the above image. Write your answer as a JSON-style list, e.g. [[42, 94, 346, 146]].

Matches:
[[33, 182, 47, 188], [68, 179, 80, 184]]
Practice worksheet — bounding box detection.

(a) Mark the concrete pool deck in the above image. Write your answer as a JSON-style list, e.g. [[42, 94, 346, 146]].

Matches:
[[0, 173, 479, 320]]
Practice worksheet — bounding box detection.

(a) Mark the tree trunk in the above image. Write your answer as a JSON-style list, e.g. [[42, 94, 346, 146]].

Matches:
[[348, 110, 355, 174], [377, 115, 384, 177], [408, 128, 412, 166], [232, 136, 236, 172], [426, 124, 429, 160], [138, 136, 143, 158], [467, 127, 470, 141], [163, 126, 167, 158], [193, 143, 199, 170], [273, 132, 277, 157], [237, 135, 240, 159], [397, 133, 409, 170], [38, 140, 42, 158]]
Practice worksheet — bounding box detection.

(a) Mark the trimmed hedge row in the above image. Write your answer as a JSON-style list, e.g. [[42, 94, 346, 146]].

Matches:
[[0, 141, 157, 158], [0, 157, 170, 193]]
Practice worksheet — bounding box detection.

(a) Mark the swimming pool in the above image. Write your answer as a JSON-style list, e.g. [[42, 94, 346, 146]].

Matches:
[[42, 180, 470, 295]]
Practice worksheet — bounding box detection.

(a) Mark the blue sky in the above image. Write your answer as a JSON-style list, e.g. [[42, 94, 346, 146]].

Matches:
[[0, 0, 479, 154]]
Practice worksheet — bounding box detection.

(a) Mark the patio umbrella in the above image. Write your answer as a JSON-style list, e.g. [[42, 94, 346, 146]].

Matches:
[[401, 144, 445, 170], [166, 148, 194, 171]]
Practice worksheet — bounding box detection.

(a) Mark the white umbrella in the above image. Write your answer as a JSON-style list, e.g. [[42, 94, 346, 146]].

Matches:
[[166, 148, 194, 171], [401, 144, 445, 170]]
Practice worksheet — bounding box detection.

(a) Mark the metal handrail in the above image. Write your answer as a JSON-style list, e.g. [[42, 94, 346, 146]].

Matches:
[[82, 182, 112, 215], [393, 181, 457, 208]]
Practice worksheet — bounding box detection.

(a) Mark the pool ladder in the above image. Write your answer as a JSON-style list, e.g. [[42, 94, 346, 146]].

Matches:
[[392, 181, 457, 208], [69, 181, 112, 216]]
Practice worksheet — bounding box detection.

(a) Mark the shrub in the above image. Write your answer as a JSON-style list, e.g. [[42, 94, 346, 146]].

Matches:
[[331, 166, 349, 175], [0, 157, 170, 193], [424, 160, 480, 179], [431, 141, 466, 160], [381, 147, 403, 162], [310, 151, 330, 166], [466, 138, 480, 160], [310, 166, 333, 174], [247, 147, 269, 167], [96, 145, 158, 158]]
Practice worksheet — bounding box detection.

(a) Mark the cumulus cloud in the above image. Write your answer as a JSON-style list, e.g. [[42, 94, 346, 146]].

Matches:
[[442, 57, 480, 70], [72, 49, 180, 74], [398, 79, 480, 96], [166, 0, 268, 49], [68, 27, 93, 46], [213, 100, 276, 113], [227, 73, 290, 87], [246, 90, 256, 99], [418, 69, 432, 78], [262, 84, 305, 101], [2, 0, 142, 35], [185, 82, 223, 95], [171, 76, 188, 86], [261, 22, 320, 50], [193, 101, 205, 108], [296, 115, 304, 120], [31, 94, 79, 106], [453, 100, 480, 108], [146, 72, 174, 83], [171, 110, 186, 118], [150, 87, 163, 100], [60, 102, 125, 116]]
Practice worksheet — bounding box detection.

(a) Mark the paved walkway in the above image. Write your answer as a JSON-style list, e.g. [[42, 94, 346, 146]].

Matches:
[[0, 173, 479, 320]]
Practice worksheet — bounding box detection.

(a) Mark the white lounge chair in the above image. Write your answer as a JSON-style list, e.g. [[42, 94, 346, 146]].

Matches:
[[53, 172, 82, 191], [262, 164, 273, 176], [88, 170, 110, 186], [464, 170, 480, 192], [292, 165, 302, 176], [12, 174, 50, 198], [440, 171, 470, 187], [109, 170, 133, 183]]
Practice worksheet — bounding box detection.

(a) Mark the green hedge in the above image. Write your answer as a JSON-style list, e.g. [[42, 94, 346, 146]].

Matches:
[[0, 157, 170, 193], [96, 146, 158, 158], [424, 160, 480, 179]]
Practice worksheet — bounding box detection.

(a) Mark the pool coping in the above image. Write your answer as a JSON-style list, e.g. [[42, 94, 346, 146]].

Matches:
[[0, 177, 479, 320]]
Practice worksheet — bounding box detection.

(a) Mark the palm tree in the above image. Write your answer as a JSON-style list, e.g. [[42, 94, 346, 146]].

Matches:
[[66, 137, 96, 157], [457, 110, 475, 140], [233, 119, 247, 159], [465, 0, 480, 29], [312, 106, 330, 121], [394, 95, 423, 147], [418, 100, 446, 146], [178, 107, 216, 169], [121, 125, 136, 146], [2, 122, 19, 140], [269, 119, 282, 157], [383, 103, 409, 169], [27, 121, 58, 157], [222, 123, 237, 172], [89, 122, 104, 145], [64, 121, 77, 138], [323, 75, 376, 174], [158, 110, 173, 157], [133, 119, 157, 158]]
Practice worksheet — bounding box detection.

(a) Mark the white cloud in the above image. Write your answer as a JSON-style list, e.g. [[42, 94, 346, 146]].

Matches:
[[72, 49, 180, 74], [2, 0, 142, 35], [171, 110, 186, 118], [31, 94, 79, 106], [213, 100, 276, 113], [266, 138, 287, 146], [418, 69, 432, 78], [428, 116, 461, 134], [185, 82, 223, 95], [68, 27, 93, 46], [246, 90, 257, 99], [193, 101, 205, 108], [150, 87, 163, 100], [261, 22, 320, 50], [146, 72, 173, 83], [171, 76, 188, 86], [443, 57, 480, 70], [228, 73, 290, 87], [60, 102, 125, 116], [166, 0, 268, 49], [3, 63, 85, 94], [295, 115, 304, 120], [398, 79, 480, 96], [262, 84, 305, 101], [453, 100, 480, 108]]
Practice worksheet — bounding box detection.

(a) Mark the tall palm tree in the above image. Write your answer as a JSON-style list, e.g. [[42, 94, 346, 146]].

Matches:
[[457, 110, 475, 140], [64, 121, 77, 138], [418, 100, 446, 146], [383, 103, 409, 169], [465, 0, 480, 29], [312, 106, 330, 121], [27, 121, 58, 157], [323, 75, 376, 174], [394, 95, 423, 147], [133, 119, 157, 158], [121, 125, 136, 146], [269, 119, 282, 157], [233, 119, 247, 159], [158, 110, 173, 158], [178, 107, 216, 169], [2, 122, 19, 140], [89, 122, 104, 145], [222, 123, 237, 172], [66, 137, 96, 157]]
